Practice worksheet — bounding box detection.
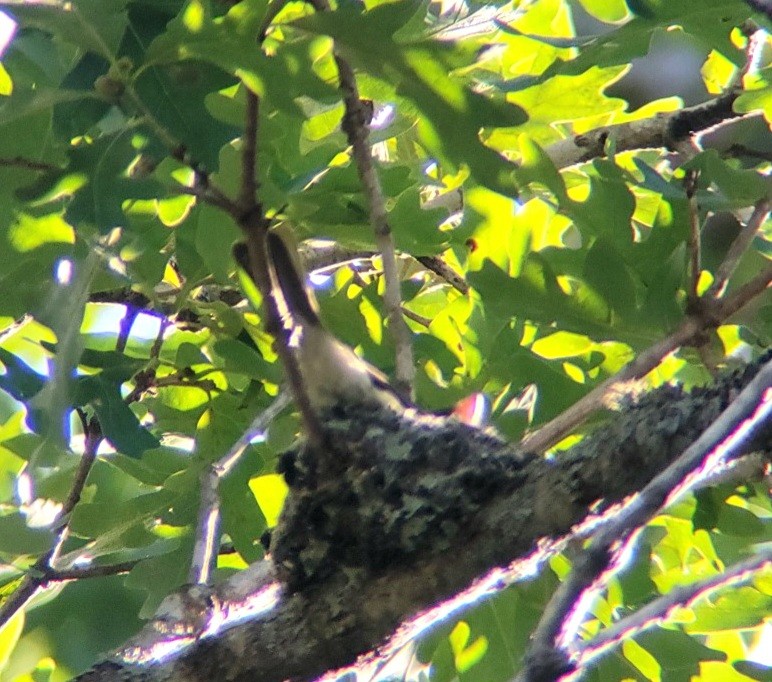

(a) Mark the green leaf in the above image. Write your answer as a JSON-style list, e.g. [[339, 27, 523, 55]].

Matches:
[[21, 132, 163, 233], [637, 627, 725, 679], [469, 257, 612, 337], [684, 150, 772, 210], [688, 586, 772, 633], [0, 513, 54, 555], [583, 238, 638, 318], [14, 574, 144, 676], [210, 338, 273, 380], [506, 66, 628, 145], [0, 348, 46, 402], [75, 375, 160, 457], [219, 448, 268, 563], [126, 537, 193, 618], [1, 0, 130, 59]]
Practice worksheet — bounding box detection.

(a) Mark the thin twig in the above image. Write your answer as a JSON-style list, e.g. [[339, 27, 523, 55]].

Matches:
[[517, 358, 772, 682], [172, 184, 240, 214], [43, 561, 138, 581], [239, 91, 260, 211], [61, 417, 102, 516], [0, 417, 104, 631], [715, 261, 772, 318], [189, 392, 291, 585], [416, 255, 469, 295], [307, 0, 414, 400], [684, 169, 702, 309], [709, 199, 770, 298], [575, 550, 772, 670], [521, 263, 772, 454], [0, 156, 60, 172], [401, 306, 432, 328]]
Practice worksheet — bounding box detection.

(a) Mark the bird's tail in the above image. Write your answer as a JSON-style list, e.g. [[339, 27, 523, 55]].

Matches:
[[266, 230, 321, 328]]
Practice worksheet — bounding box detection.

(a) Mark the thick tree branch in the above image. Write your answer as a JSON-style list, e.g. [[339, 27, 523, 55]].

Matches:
[[74, 356, 772, 682], [544, 88, 745, 169]]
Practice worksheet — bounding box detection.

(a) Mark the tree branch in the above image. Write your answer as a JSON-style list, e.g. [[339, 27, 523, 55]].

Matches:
[[544, 88, 745, 169], [239, 90, 259, 212], [307, 0, 415, 400], [0, 156, 60, 172], [574, 549, 772, 671], [0, 416, 104, 631], [189, 393, 291, 584], [709, 199, 770, 298], [73, 356, 772, 682], [517, 357, 772, 682], [522, 259, 772, 454]]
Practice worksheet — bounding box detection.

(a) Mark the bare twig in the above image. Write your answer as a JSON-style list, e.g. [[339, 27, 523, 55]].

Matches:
[[715, 261, 772, 318], [416, 255, 469, 295], [0, 156, 60, 172], [401, 306, 432, 328], [0, 416, 104, 631], [517, 357, 772, 682], [521, 263, 772, 454], [684, 169, 702, 308], [62, 416, 102, 516], [307, 0, 414, 400], [43, 561, 138, 581], [239, 90, 260, 211], [709, 199, 770, 298], [575, 550, 772, 670], [172, 184, 240, 214], [189, 392, 291, 585]]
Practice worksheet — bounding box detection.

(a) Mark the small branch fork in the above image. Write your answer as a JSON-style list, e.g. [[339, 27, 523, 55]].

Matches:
[[522, 237, 772, 454], [189, 392, 291, 585], [524, 28, 771, 452], [0, 415, 135, 632], [517, 358, 772, 682]]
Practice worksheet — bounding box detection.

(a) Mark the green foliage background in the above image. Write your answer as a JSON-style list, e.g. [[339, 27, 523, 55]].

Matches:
[[0, 0, 768, 680]]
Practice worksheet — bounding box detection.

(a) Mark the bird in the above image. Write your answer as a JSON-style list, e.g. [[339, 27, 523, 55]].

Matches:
[[238, 230, 406, 412]]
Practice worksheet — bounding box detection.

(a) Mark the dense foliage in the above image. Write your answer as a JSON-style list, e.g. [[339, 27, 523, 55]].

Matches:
[[0, 0, 769, 680]]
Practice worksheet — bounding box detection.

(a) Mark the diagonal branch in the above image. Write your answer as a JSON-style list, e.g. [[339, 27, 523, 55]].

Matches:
[[189, 392, 291, 585], [521, 262, 772, 454], [708, 198, 770, 299], [575, 549, 772, 670], [517, 357, 772, 682]]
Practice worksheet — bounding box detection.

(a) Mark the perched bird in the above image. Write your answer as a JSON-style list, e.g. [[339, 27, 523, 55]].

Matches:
[[244, 230, 406, 412]]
